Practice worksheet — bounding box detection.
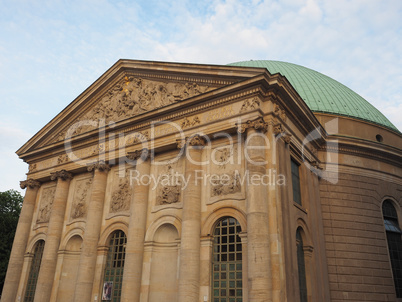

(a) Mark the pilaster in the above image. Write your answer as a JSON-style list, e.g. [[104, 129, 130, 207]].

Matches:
[[74, 161, 110, 302], [1, 179, 41, 302], [121, 149, 151, 302], [34, 170, 73, 302], [238, 117, 272, 302], [177, 134, 206, 302]]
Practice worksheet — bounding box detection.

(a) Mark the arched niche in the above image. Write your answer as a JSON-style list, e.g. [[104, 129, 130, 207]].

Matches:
[[56, 235, 83, 302], [149, 223, 179, 302]]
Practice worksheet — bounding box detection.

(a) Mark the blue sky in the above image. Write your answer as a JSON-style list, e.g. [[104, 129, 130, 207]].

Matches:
[[0, 0, 401, 193]]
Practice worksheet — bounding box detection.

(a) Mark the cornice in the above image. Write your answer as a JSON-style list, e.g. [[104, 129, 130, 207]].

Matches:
[[17, 60, 264, 156], [322, 136, 402, 168]]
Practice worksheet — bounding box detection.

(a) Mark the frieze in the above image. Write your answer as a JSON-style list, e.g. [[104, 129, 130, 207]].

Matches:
[[180, 116, 201, 129], [240, 97, 260, 112], [28, 163, 37, 173]]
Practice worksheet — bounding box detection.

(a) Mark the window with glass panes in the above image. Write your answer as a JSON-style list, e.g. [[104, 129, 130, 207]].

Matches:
[[291, 159, 302, 205], [212, 217, 242, 302], [101, 230, 127, 302], [382, 200, 402, 298], [296, 229, 308, 302], [24, 240, 45, 302]]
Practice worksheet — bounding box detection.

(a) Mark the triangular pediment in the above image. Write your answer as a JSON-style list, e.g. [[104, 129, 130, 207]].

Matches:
[[50, 75, 214, 143], [17, 60, 263, 157]]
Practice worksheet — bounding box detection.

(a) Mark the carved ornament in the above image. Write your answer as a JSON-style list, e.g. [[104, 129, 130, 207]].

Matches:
[[53, 77, 210, 142], [20, 179, 41, 190], [28, 164, 37, 173], [273, 103, 287, 122], [211, 171, 241, 197], [37, 187, 56, 223], [50, 170, 73, 181], [240, 97, 260, 112], [110, 177, 131, 213], [87, 160, 111, 172], [188, 134, 208, 147], [273, 123, 284, 136], [157, 186, 180, 205], [236, 117, 269, 134], [282, 133, 292, 144], [180, 116, 201, 129], [71, 178, 92, 219], [57, 154, 69, 165], [127, 148, 150, 161], [177, 134, 208, 149]]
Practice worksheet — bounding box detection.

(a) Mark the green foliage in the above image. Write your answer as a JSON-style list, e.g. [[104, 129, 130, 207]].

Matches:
[[0, 189, 23, 295]]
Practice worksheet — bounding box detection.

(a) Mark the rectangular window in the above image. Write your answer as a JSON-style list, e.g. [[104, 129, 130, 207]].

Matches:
[[291, 159, 302, 205]]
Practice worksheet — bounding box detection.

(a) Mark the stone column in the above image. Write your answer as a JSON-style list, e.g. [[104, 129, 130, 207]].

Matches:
[[268, 123, 291, 301], [1, 179, 41, 302], [34, 170, 73, 302], [177, 135, 205, 302], [238, 117, 272, 302], [74, 161, 110, 302], [121, 149, 151, 302]]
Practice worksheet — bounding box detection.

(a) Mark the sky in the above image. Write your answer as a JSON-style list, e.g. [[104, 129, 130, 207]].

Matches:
[[0, 0, 401, 194]]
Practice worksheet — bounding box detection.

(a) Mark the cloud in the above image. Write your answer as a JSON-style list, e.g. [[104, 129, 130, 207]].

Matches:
[[0, 0, 401, 194]]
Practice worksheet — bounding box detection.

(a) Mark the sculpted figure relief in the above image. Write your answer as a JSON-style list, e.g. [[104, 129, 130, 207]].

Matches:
[[37, 187, 56, 223], [157, 186, 181, 205], [211, 171, 241, 197], [240, 97, 260, 112], [214, 147, 234, 169], [71, 179, 92, 219], [54, 77, 210, 142], [156, 164, 181, 205], [110, 175, 131, 213]]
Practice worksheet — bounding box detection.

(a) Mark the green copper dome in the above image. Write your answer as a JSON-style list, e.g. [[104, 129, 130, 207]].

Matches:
[[229, 60, 398, 132]]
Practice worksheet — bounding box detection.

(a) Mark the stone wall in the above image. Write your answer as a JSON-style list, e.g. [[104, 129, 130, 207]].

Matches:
[[320, 173, 401, 301]]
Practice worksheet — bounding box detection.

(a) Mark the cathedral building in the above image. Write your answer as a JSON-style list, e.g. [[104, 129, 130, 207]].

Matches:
[[1, 59, 401, 302]]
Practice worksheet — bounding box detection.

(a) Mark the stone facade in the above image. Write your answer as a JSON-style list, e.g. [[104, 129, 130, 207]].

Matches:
[[2, 60, 401, 302]]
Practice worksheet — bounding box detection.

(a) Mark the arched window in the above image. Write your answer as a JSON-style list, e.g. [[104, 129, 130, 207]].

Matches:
[[382, 200, 402, 298], [24, 240, 45, 302], [101, 230, 127, 302], [212, 217, 242, 302], [296, 228, 308, 302]]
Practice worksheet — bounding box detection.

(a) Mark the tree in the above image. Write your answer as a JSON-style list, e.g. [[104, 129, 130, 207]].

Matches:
[[0, 190, 23, 295]]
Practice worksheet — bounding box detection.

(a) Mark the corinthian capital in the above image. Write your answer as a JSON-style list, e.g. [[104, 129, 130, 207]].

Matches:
[[236, 117, 269, 134], [127, 148, 150, 161], [50, 170, 73, 181], [176, 134, 208, 149], [20, 179, 41, 190], [87, 160, 111, 172]]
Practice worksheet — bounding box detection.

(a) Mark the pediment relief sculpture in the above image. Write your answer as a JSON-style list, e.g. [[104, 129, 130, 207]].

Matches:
[[37, 186, 56, 223], [53, 77, 211, 143]]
